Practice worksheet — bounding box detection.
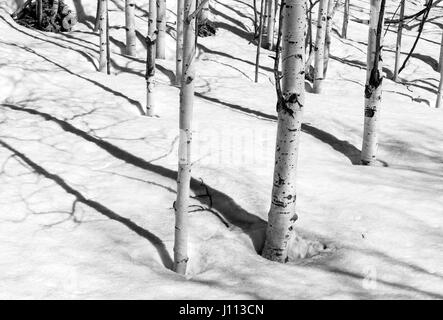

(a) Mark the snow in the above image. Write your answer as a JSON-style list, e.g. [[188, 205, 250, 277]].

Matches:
[[0, 0, 442, 299]]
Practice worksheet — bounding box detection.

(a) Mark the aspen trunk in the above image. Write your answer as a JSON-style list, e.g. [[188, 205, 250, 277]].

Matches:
[[125, 0, 136, 56], [393, 0, 405, 82], [36, 0, 42, 27], [438, 28, 443, 73], [156, 0, 166, 59], [176, 0, 185, 85], [146, 0, 157, 116], [174, 0, 197, 275], [98, 0, 108, 73], [313, 0, 328, 93], [255, 0, 266, 82], [262, 0, 306, 263], [265, 0, 276, 49], [342, 0, 349, 38], [94, 0, 101, 32], [106, 6, 111, 75], [361, 0, 385, 165], [437, 31, 443, 108], [323, 0, 336, 78]]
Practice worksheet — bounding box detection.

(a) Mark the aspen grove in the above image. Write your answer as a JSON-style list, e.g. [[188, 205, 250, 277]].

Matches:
[[0, 0, 442, 299]]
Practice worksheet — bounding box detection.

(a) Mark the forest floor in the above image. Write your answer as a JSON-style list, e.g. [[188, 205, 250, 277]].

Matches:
[[0, 0, 442, 299]]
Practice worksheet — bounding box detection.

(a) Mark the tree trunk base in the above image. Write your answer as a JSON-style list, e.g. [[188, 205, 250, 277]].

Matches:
[[12, 0, 77, 33]]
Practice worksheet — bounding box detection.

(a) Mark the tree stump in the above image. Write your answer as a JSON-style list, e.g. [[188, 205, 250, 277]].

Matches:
[[12, 0, 77, 32]]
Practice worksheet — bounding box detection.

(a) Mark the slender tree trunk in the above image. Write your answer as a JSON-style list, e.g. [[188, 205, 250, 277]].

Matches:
[[342, 0, 349, 38], [323, 0, 337, 78], [36, 0, 42, 28], [98, 0, 108, 73], [394, 0, 405, 82], [106, 6, 111, 75], [361, 0, 385, 165], [265, 0, 276, 49], [174, 0, 197, 275], [437, 31, 443, 108], [306, 1, 312, 52], [439, 28, 443, 73], [255, 0, 266, 82], [313, 0, 328, 93], [263, 0, 269, 31], [146, 0, 157, 116], [156, 0, 167, 59], [262, 0, 306, 263], [125, 0, 136, 56], [94, 0, 102, 32], [176, 0, 185, 85]]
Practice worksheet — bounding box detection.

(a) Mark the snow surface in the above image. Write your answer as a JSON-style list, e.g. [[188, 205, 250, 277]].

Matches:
[[0, 0, 442, 299]]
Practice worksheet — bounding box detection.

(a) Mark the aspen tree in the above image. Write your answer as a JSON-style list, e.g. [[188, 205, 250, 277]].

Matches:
[[439, 28, 443, 72], [174, 0, 197, 275], [255, 0, 266, 82], [98, 0, 108, 73], [125, 0, 136, 56], [146, 0, 157, 116], [36, 0, 42, 27], [156, 0, 167, 59], [176, 0, 185, 85], [394, 0, 405, 82], [94, 0, 102, 32], [265, 0, 276, 49], [323, 0, 337, 77], [437, 31, 443, 108], [361, 0, 385, 165], [342, 0, 349, 38], [313, 0, 328, 93], [262, 0, 306, 263]]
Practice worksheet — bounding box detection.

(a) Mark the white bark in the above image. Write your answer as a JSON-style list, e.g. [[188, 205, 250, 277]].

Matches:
[[439, 28, 443, 73], [98, 0, 108, 73], [265, 0, 276, 49], [156, 0, 167, 59], [394, 0, 405, 82], [255, 0, 265, 82], [174, 0, 197, 275], [176, 0, 185, 86], [361, 0, 384, 165], [262, 0, 306, 263], [323, 0, 337, 78], [342, 0, 349, 39], [313, 0, 328, 93], [146, 0, 157, 116], [94, 0, 101, 32], [437, 31, 443, 108], [125, 0, 136, 56]]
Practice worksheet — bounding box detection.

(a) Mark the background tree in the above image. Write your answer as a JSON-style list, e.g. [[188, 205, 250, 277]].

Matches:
[[174, 0, 197, 275], [98, 0, 108, 73], [313, 0, 328, 93], [262, 0, 306, 263], [394, 0, 405, 82], [265, 0, 276, 49], [176, 0, 185, 85], [342, 0, 349, 38], [361, 0, 386, 165], [125, 0, 136, 56], [437, 31, 443, 108], [146, 0, 157, 116], [255, 0, 266, 82], [324, 0, 339, 78], [156, 0, 167, 59]]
